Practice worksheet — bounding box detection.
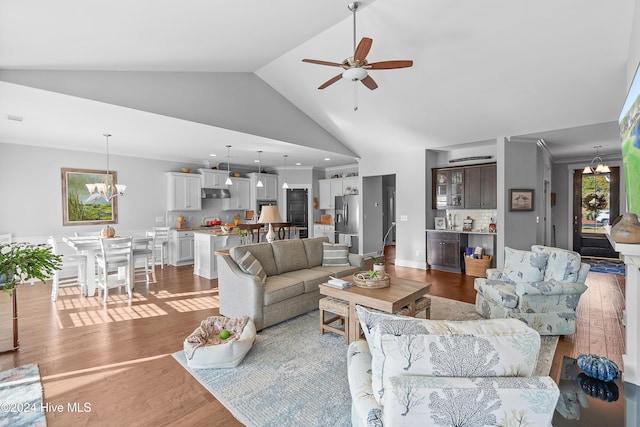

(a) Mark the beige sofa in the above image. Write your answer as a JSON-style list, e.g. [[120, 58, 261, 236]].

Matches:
[[217, 237, 364, 331]]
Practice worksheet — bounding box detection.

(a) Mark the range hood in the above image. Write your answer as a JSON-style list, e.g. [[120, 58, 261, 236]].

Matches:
[[201, 188, 231, 199]]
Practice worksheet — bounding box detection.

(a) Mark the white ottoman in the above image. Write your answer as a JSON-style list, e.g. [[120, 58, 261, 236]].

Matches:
[[183, 315, 256, 368]]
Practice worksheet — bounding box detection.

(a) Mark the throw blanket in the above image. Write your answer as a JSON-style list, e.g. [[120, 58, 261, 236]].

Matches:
[[184, 315, 249, 359]]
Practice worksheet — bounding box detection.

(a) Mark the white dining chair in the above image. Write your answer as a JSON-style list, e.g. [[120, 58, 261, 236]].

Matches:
[[152, 226, 170, 269], [0, 233, 12, 244], [96, 237, 133, 303], [47, 236, 87, 301], [134, 232, 157, 286]]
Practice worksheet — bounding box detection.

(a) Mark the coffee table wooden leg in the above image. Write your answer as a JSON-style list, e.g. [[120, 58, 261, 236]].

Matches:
[[348, 302, 359, 344]]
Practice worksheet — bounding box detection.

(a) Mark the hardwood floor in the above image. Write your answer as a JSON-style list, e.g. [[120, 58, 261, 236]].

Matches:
[[0, 259, 625, 426]]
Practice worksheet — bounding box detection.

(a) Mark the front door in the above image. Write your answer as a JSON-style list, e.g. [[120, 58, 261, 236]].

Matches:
[[572, 167, 620, 257]]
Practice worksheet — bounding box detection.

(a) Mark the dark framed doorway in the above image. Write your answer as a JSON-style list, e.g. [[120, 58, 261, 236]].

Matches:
[[572, 167, 620, 258]]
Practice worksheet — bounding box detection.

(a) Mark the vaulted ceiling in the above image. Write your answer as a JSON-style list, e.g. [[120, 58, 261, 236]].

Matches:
[[0, 0, 635, 169]]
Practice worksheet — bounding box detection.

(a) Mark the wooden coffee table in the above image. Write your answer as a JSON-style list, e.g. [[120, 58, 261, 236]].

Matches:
[[319, 277, 431, 344]]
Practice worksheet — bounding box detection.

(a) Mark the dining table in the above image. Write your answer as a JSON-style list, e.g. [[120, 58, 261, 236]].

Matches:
[[63, 235, 152, 297]]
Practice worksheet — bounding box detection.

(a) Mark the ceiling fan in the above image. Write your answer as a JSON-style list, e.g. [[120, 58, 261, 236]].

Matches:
[[302, 1, 413, 91]]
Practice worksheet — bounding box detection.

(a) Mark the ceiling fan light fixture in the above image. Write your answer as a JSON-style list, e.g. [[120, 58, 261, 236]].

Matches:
[[342, 67, 368, 82]]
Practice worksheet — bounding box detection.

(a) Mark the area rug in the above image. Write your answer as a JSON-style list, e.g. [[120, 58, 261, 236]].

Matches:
[[173, 296, 558, 427], [0, 363, 46, 426], [583, 256, 626, 275]]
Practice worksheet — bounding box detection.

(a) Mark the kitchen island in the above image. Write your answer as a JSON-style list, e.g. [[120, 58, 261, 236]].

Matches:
[[193, 230, 243, 279]]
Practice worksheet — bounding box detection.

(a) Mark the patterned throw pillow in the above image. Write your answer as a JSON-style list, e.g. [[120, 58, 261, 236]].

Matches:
[[238, 251, 267, 285], [531, 245, 582, 282], [321, 242, 350, 266], [355, 305, 542, 406], [500, 247, 549, 284]]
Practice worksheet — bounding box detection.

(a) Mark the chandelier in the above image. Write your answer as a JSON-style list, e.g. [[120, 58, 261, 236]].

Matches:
[[582, 145, 611, 174], [86, 134, 126, 201]]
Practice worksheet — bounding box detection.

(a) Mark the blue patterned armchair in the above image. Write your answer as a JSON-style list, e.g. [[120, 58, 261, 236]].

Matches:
[[474, 245, 590, 335]]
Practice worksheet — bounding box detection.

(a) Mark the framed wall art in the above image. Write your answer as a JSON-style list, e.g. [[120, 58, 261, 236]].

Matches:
[[434, 217, 446, 230], [61, 168, 118, 225], [509, 189, 534, 212]]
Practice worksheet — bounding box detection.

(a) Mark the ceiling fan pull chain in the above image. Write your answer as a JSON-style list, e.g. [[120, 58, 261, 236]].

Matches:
[[354, 82, 359, 112]]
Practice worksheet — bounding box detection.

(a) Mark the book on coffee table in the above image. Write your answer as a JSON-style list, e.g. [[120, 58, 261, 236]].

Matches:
[[325, 277, 353, 289]]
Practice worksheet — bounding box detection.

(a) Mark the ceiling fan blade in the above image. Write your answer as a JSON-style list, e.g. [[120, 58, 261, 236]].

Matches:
[[302, 59, 343, 67], [353, 37, 373, 64], [367, 60, 414, 70], [318, 74, 343, 90], [361, 75, 378, 90]]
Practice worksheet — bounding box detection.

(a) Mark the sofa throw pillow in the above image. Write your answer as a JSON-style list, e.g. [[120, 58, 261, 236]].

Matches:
[[500, 247, 549, 284], [238, 251, 267, 285], [321, 242, 350, 266], [531, 245, 582, 282], [355, 305, 542, 406]]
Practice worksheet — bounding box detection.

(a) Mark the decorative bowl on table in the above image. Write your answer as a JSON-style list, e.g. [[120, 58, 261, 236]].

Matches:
[[352, 271, 390, 289]]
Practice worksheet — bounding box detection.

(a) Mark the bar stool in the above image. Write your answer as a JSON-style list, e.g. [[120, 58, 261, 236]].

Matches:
[[47, 236, 87, 301], [134, 233, 156, 286], [152, 227, 170, 269]]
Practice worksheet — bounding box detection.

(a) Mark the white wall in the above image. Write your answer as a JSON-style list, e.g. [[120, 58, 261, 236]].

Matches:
[[359, 150, 427, 269], [0, 142, 241, 242], [362, 176, 383, 256]]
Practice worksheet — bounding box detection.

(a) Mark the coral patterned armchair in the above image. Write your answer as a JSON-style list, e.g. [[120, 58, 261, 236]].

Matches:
[[474, 245, 590, 335]]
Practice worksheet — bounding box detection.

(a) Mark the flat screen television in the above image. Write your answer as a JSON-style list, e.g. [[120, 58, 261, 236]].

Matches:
[[619, 62, 640, 216]]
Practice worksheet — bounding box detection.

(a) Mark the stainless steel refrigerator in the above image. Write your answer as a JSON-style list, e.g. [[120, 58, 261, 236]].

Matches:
[[335, 195, 359, 253]]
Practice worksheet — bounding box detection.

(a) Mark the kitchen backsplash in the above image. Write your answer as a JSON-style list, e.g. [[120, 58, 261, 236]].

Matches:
[[443, 209, 498, 232]]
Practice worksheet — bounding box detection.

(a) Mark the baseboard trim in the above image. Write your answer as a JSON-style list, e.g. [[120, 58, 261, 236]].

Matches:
[[394, 258, 427, 270]]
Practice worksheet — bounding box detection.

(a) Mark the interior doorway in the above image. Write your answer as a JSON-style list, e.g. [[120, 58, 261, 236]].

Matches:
[[286, 188, 308, 238], [572, 167, 620, 258]]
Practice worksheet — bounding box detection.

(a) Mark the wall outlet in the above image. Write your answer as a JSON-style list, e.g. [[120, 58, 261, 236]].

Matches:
[[400, 215, 408, 221], [155, 216, 164, 223], [416, 250, 420, 257]]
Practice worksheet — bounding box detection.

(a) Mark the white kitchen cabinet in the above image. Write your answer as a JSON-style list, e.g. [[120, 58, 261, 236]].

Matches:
[[248, 173, 278, 201], [169, 230, 195, 266], [319, 178, 358, 209], [166, 172, 202, 211], [313, 224, 335, 241], [198, 169, 230, 189], [194, 232, 242, 279], [319, 179, 331, 209], [223, 177, 251, 210]]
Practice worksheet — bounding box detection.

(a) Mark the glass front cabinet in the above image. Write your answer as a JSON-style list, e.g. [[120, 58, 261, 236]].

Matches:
[[432, 168, 464, 209]]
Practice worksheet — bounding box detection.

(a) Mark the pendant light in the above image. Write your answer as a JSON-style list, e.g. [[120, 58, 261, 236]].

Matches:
[[282, 154, 289, 189], [224, 145, 233, 185], [582, 145, 611, 174], [86, 133, 126, 201], [256, 151, 264, 188]]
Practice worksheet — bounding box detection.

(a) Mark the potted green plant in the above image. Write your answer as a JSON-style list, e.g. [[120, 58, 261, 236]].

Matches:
[[371, 255, 386, 276], [0, 242, 62, 351]]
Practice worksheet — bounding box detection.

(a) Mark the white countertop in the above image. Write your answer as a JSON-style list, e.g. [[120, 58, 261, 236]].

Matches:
[[426, 228, 497, 236]]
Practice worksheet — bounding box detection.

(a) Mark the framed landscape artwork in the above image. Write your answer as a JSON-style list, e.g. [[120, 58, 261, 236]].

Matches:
[[61, 168, 118, 225], [509, 189, 534, 211]]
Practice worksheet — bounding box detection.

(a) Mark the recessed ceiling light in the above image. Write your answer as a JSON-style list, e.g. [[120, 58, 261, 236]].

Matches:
[[295, 162, 302, 166], [209, 154, 217, 157], [254, 159, 260, 163], [324, 158, 331, 161]]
